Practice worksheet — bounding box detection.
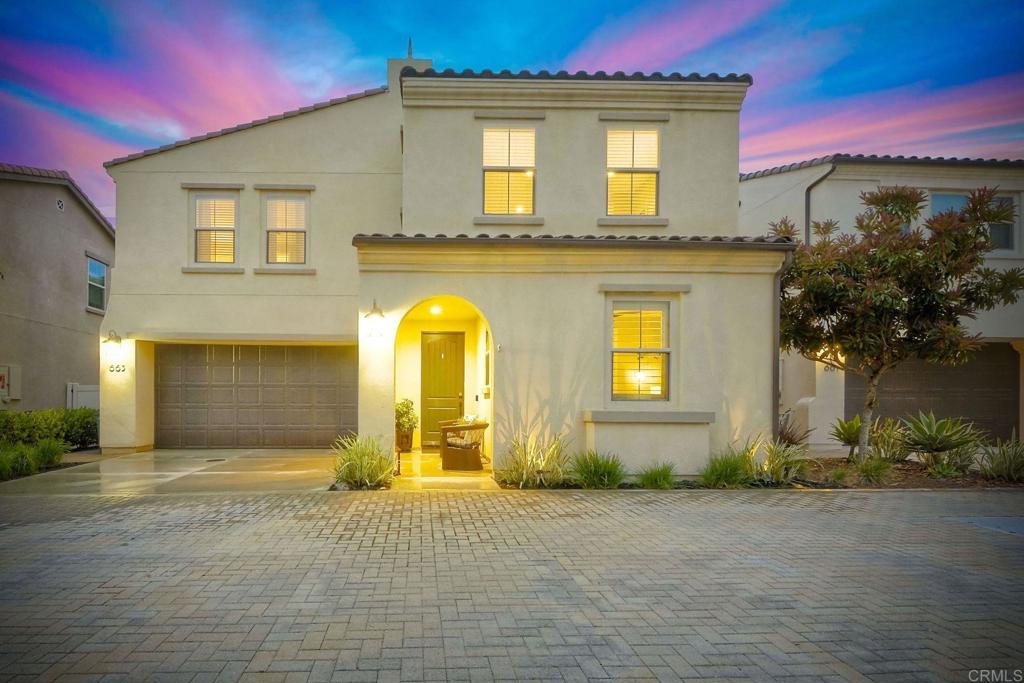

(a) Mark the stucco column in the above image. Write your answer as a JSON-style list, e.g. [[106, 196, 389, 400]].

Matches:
[[99, 338, 155, 453], [1013, 342, 1024, 436], [357, 298, 399, 453]]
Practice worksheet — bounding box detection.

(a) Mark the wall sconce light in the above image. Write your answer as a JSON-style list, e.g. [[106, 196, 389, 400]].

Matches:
[[104, 330, 122, 345], [364, 299, 386, 339]]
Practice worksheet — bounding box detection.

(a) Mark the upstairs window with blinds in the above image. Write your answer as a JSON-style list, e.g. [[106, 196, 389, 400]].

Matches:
[[611, 301, 669, 400], [483, 128, 535, 215], [607, 130, 659, 216], [194, 193, 237, 263], [265, 194, 308, 264]]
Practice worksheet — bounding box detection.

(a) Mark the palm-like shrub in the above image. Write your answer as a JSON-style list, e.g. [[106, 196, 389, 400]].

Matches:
[[830, 416, 862, 459], [637, 463, 675, 489], [331, 435, 395, 489], [571, 450, 625, 489], [978, 434, 1024, 482], [496, 434, 569, 488]]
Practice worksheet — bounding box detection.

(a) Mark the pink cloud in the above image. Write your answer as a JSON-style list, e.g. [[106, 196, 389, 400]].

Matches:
[[741, 72, 1024, 171], [565, 0, 777, 73]]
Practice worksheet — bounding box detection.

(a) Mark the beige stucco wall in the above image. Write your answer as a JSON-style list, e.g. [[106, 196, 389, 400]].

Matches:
[[358, 244, 786, 474], [0, 179, 114, 411]]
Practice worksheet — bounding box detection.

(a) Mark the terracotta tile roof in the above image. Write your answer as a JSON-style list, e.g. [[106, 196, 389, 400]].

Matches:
[[104, 86, 388, 168], [352, 232, 793, 250], [740, 153, 1024, 181], [401, 66, 753, 85], [0, 162, 114, 237]]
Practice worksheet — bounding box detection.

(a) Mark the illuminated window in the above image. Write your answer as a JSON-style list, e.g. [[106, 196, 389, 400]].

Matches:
[[264, 194, 308, 264], [194, 193, 237, 263], [607, 130, 658, 216], [932, 192, 1017, 251], [611, 301, 669, 400], [483, 128, 535, 215], [87, 256, 107, 311]]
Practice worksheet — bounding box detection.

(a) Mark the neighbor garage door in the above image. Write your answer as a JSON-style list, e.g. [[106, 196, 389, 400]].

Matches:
[[155, 344, 357, 448], [845, 342, 1020, 439]]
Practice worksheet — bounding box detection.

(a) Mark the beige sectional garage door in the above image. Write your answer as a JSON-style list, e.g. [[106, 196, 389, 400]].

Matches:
[[155, 344, 357, 448], [845, 342, 1019, 440]]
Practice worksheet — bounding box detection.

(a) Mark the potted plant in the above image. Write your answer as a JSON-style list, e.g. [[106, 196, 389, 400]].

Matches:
[[395, 399, 417, 453]]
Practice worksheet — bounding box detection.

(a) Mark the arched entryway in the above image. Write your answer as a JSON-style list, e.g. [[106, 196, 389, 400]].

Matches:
[[392, 295, 496, 488]]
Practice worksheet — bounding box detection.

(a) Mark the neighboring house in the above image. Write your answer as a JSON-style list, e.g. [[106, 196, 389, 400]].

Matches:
[[99, 55, 793, 474], [739, 154, 1024, 442], [0, 163, 115, 411]]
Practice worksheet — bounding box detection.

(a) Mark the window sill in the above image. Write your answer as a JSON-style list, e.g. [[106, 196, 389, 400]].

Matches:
[[597, 217, 669, 227], [253, 267, 317, 275], [85, 306, 105, 316], [583, 410, 715, 424], [181, 266, 245, 274], [473, 216, 545, 226]]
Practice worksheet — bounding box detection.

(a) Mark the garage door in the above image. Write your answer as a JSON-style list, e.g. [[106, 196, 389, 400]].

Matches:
[[845, 342, 1019, 439], [155, 344, 357, 448]]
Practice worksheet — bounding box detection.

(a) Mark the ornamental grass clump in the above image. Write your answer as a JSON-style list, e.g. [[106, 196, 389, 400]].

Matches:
[[331, 435, 395, 489], [870, 418, 910, 462], [637, 463, 675, 489], [496, 434, 569, 488], [698, 442, 757, 488], [978, 433, 1024, 483], [857, 456, 892, 485], [33, 438, 68, 469], [571, 450, 625, 489], [758, 440, 810, 486]]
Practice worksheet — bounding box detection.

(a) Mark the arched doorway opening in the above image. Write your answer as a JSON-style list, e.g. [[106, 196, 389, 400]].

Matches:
[[393, 295, 495, 486]]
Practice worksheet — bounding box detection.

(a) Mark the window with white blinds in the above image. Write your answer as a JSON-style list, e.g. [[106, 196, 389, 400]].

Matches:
[[194, 193, 237, 263], [611, 301, 669, 400], [264, 194, 308, 264], [483, 128, 535, 215], [607, 130, 659, 216]]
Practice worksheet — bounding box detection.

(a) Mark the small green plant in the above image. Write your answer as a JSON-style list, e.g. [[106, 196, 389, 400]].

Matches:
[[903, 412, 981, 455], [830, 416, 862, 459], [978, 433, 1024, 482], [637, 463, 675, 489], [870, 418, 909, 462], [857, 456, 891, 485], [757, 440, 810, 485], [571, 450, 625, 489], [33, 438, 68, 469], [394, 399, 418, 433], [496, 434, 569, 488], [828, 465, 849, 486], [778, 410, 812, 447], [698, 441, 757, 488], [331, 434, 395, 489], [0, 443, 38, 480], [927, 461, 962, 479]]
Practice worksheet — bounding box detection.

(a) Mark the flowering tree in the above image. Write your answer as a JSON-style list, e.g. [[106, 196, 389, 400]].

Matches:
[[771, 186, 1024, 457]]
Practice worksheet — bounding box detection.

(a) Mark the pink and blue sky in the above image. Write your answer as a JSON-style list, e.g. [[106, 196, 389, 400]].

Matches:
[[1, 0, 1022, 218]]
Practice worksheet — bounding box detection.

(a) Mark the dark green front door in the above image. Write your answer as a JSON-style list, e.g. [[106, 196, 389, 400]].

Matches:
[[421, 332, 465, 448]]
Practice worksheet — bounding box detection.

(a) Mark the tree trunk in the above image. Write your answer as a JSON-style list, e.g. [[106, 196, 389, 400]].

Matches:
[[858, 374, 880, 460]]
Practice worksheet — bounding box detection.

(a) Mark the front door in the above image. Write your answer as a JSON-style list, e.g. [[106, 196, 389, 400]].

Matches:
[[421, 332, 465, 448]]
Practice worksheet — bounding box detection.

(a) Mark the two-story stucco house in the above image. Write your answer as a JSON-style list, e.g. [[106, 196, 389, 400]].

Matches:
[[99, 55, 793, 474], [739, 154, 1024, 442], [1, 163, 115, 411]]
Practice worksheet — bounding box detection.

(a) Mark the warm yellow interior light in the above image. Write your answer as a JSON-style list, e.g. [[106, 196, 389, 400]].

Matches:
[[430, 305, 442, 315], [524, 170, 534, 178], [607, 171, 616, 178]]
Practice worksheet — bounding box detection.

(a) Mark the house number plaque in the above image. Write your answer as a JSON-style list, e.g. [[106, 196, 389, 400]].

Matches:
[[108, 364, 127, 373]]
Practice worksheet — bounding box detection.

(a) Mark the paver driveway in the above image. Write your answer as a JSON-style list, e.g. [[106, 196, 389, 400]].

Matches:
[[1, 489, 1023, 682]]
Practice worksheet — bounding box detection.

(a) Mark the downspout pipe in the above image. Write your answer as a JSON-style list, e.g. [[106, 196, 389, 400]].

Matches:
[[771, 249, 795, 441], [804, 162, 837, 243]]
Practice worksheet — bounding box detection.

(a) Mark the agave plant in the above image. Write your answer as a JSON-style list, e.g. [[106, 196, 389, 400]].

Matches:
[[830, 415, 862, 459], [902, 412, 981, 457]]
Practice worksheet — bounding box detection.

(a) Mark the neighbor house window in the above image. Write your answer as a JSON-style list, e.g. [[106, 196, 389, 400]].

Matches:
[[264, 194, 308, 264], [87, 256, 107, 311], [194, 193, 237, 263], [611, 302, 669, 400], [932, 192, 1016, 251], [607, 130, 658, 216], [483, 128, 535, 215]]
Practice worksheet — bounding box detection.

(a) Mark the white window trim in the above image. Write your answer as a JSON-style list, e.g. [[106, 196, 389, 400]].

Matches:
[[85, 253, 108, 314], [927, 189, 1021, 259], [481, 127, 537, 216], [260, 191, 311, 267], [604, 295, 680, 407], [605, 128, 661, 218], [190, 191, 238, 265]]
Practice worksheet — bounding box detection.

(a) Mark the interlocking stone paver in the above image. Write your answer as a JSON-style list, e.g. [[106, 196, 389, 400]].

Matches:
[[0, 490, 1023, 682]]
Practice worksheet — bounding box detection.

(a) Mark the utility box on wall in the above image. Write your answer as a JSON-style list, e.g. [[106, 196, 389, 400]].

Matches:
[[0, 364, 23, 404]]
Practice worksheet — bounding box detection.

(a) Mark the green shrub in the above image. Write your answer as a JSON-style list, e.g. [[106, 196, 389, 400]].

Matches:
[[394, 399, 418, 432], [496, 434, 569, 488], [0, 408, 99, 448], [33, 438, 68, 469], [978, 434, 1024, 482], [331, 435, 394, 489], [903, 412, 981, 456], [870, 418, 910, 462], [571, 450, 625, 489], [62, 408, 99, 449], [757, 440, 810, 485], [637, 463, 675, 489], [857, 456, 891, 485], [698, 442, 757, 488], [0, 443, 38, 480], [830, 415, 861, 458], [828, 465, 849, 486]]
